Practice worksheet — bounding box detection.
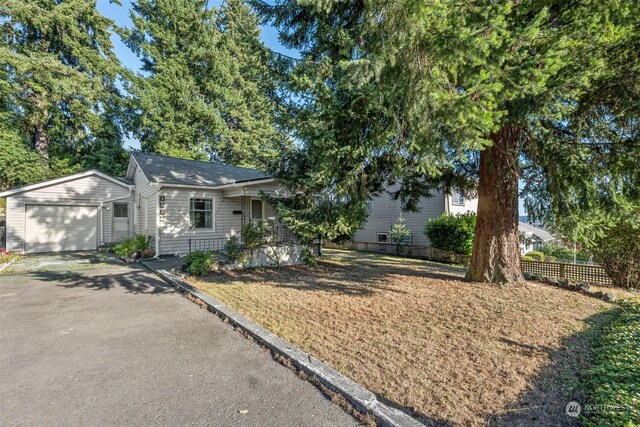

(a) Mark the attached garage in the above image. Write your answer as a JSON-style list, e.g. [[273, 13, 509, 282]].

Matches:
[[0, 171, 134, 254], [25, 205, 98, 253]]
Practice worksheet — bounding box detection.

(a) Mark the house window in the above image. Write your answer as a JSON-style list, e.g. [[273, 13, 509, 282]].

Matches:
[[250, 199, 263, 221], [113, 203, 128, 218], [452, 192, 465, 206], [190, 198, 213, 229], [377, 233, 389, 243]]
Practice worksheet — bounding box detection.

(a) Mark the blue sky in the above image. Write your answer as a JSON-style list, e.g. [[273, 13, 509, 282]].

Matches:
[[96, 0, 296, 150], [95, 1, 527, 215]]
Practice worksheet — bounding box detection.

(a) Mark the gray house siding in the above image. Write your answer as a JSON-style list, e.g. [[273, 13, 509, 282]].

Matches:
[[131, 164, 157, 238], [353, 184, 447, 247], [353, 185, 479, 247], [4, 174, 132, 253], [157, 187, 281, 256]]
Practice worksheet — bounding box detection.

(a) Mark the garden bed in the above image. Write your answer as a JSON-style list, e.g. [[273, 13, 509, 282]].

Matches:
[[187, 249, 621, 426]]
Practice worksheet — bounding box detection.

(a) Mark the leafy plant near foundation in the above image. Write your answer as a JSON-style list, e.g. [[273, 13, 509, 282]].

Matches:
[[225, 235, 248, 265], [111, 234, 152, 258], [184, 250, 218, 276], [241, 220, 282, 267], [425, 213, 477, 255], [300, 246, 317, 267]]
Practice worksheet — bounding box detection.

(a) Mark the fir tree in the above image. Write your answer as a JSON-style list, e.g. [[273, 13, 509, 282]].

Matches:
[[0, 0, 127, 177], [123, 0, 287, 167], [256, 0, 640, 284]]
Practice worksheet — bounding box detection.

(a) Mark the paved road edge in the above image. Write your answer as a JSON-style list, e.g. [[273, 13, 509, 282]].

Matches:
[[143, 263, 425, 427]]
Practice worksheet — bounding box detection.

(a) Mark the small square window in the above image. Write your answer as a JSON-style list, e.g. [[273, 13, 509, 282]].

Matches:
[[377, 233, 389, 243], [113, 203, 128, 218], [452, 193, 465, 206], [190, 198, 213, 229]]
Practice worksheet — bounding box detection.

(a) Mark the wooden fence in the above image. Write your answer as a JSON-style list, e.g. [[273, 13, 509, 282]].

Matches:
[[324, 241, 471, 265], [520, 260, 612, 285]]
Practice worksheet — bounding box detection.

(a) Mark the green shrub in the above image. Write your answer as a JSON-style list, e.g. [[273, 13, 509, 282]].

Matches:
[[424, 212, 476, 255], [521, 255, 535, 261], [184, 250, 217, 276], [225, 235, 248, 264], [540, 242, 590, 262], [525, 250, 545, 261], [300, 246, 317, 266], [241, 220, 271, 251], [111, 234, 151, 258], [111, 236, 136, 257], [582, 302, 640, 426], [132, 234, 151, 252]]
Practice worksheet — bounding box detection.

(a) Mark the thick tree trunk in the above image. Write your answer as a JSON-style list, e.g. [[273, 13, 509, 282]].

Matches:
[[33, 97, 49, 160], [34, 122, 49, 160], [465, 123, 524, 284]]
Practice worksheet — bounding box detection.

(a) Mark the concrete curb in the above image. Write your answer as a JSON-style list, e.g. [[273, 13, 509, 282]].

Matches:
[[144, 263, 425, 427]]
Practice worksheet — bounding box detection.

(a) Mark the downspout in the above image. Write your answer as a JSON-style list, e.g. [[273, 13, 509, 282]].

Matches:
[[155, 186, 161, 258], [444, 192, 450, 214]]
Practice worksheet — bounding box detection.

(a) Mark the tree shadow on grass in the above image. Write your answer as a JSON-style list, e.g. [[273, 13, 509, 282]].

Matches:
[[197, 256, 468, 297], [487, 308, 618, 427]]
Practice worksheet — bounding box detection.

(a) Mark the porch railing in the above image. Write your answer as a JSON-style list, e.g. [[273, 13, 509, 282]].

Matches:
[[187, 223, 301, 254]]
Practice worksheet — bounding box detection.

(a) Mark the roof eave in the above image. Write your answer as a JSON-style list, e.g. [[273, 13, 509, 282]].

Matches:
[[0, 170, 134, 198], [154, 178, 275, 191]]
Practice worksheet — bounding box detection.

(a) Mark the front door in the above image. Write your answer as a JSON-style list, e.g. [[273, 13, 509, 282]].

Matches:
[[112, 203, 129, 242]]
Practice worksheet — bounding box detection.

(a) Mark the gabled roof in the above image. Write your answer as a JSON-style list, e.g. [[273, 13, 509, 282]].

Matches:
[[518, 221, 556, 242], [130, 152, 271, 188], [0, 170, 133, 198]]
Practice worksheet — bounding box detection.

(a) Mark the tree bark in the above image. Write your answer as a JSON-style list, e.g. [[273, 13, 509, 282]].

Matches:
[[34, 121, 49, 160], [32, 96, 49, 160], [466, 123, 524, 284]]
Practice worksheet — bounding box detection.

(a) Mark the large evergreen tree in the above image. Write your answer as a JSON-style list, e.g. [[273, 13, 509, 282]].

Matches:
[[123, 0, 286, 167], [255, 0, 639, 284], [0, 0, 128, 183]]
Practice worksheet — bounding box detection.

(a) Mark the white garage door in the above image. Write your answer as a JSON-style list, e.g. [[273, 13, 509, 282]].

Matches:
[[25, 205, 98, 253]]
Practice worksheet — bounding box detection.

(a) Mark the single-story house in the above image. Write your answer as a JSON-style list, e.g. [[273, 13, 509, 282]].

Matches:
[[0, 152, 291, 255], [518, 221, 557, 255]]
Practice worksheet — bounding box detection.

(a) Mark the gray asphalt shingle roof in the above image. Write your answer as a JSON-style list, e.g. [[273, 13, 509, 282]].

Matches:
[[518, 221, 556, 242], [132, 152, 270, 187]]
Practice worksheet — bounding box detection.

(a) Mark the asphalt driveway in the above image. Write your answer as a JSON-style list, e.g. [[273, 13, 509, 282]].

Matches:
[[0, 254, 356, 426]]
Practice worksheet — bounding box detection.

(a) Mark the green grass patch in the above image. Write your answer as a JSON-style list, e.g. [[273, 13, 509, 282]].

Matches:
[[0, 252, 22, 265], [582, 302, 640, 426]]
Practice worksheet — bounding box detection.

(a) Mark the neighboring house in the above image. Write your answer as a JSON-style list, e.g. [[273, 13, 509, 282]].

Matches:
[[353, 185, 544, 254], [0, 152, 291, 255], [518, 221, 557, 255], [353, 183, 478, 248]]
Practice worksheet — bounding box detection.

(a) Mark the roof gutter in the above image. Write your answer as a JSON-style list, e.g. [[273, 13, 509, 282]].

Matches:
[[148, 178, 275, 191]]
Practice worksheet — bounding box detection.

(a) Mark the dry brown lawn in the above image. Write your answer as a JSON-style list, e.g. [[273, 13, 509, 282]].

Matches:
[[188, 249, 617, 426]]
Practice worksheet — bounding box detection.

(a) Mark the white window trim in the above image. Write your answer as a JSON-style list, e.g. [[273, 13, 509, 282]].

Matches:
[[452, 193, 465, 206], [144, 199, 149, 229], [250, 197, 265, 221], [377, 232, 389, 243], [190, 197, 216, 231]]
